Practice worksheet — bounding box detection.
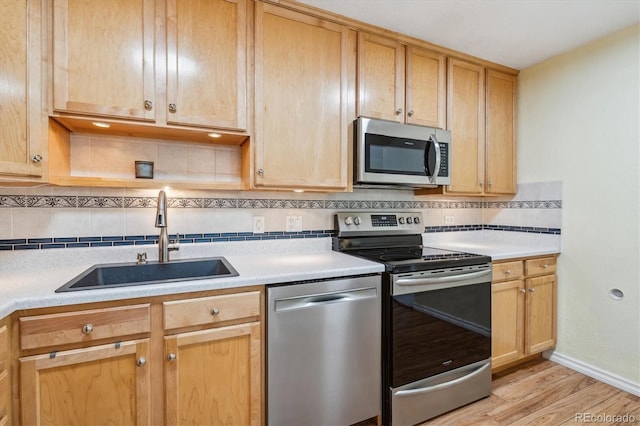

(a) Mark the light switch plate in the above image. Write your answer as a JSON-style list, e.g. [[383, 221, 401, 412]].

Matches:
[[444, 216, 455, 225]]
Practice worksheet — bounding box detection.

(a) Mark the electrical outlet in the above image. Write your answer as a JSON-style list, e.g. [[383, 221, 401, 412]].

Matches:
[[294, 215, 302, 232], [286, 215, 303, 232], [253, 216, 265, 234], [444, 216, 455, 225]]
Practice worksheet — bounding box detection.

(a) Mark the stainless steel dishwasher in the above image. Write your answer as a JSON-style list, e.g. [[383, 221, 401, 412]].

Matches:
[[267, 274, 381, 426]]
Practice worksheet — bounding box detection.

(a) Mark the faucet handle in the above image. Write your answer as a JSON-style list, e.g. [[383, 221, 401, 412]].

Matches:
[[136, 252, 148, 264]]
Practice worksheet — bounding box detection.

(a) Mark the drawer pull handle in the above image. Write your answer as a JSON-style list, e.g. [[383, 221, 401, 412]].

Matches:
[[137, 357, 146, 367], [211, 307, 220, 316], [167, 353, 176, 362], [82, 324, 94, 334]]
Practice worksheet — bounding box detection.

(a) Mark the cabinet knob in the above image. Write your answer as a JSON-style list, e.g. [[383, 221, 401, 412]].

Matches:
[[505, 270, 511, 275], [519, 288, 526, 293], [479, 181, 484, 187], [542, 264, 548, 269], [529, 288, 536, 293], [32, 154, 43, 164], [407, 110, 414, 117], [167, 353, 176, 362], [488, 182, 493, 188], [211, 307, 220, 316], [136, 357, 146, 367], [257, 169, 264, 177], [395, 108, 403, 115], [144, 100, 153, 111], [82, 323, 94, 334], [168, 103, 177, 113]]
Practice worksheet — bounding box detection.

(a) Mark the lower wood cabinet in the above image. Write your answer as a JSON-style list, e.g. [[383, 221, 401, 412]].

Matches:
[[15, 287, 263, 425], [491, 255, 557, 371], [20, 339, 151, 425], [0, 323, 11, 426]]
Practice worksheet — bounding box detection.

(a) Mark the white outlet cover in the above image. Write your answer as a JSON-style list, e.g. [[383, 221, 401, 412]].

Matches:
[[253, 216, 265, 234], [444, 216, 455, 225]]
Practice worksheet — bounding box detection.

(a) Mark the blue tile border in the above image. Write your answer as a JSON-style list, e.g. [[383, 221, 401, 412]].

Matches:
[[0, 225, 560, 251], [424, 224, 561, 235], [0, 230, 336, 251]]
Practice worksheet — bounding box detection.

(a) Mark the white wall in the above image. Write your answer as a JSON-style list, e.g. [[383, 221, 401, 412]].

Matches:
[[518, 24, 639, 386]]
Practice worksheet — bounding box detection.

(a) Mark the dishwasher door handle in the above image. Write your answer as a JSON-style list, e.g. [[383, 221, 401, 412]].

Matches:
[[274, 286, 378, 312]]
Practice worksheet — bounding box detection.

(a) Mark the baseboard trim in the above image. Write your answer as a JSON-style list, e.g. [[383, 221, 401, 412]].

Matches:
[[544, 350, 640, 397]]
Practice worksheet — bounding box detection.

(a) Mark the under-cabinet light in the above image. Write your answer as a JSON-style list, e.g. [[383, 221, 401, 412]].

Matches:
[[208, 132, 222, 138], [92, 121, 110, 128], [293, 189, 304, 193]]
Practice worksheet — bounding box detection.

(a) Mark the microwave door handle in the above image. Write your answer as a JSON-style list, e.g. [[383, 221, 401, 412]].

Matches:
[[423, 135, 441, 182]]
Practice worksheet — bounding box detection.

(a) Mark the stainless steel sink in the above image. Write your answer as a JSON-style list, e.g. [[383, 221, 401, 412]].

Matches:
[[55, 257, 239, 292]]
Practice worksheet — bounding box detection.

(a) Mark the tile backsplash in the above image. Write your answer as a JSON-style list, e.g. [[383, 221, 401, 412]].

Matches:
[[0, 181, 562, 249]]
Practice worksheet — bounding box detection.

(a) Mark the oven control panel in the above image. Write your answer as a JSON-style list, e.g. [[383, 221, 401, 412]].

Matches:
[[335, 211, 424, 236]]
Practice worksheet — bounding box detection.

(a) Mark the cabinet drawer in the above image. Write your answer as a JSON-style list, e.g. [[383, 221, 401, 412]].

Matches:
[[164, 291, 260, 330], [19, 304, 151, 350], [493, 261, 524, 282], [525, 257, 557, 276]]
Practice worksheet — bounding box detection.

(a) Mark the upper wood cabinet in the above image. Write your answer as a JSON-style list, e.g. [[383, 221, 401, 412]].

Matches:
[[486, 70, 517, 194], [165, 0, 247, 130], [254, 3, 351, 190], [357, 32, 446, 128], [446, 58, 486, 194], [52, 0, 247, 132], [0, 0, 45, 179], [433, 60, 517, 196]]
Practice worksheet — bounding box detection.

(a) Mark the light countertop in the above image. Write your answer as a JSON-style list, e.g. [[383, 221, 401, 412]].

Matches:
[[0, 238, 384, 319], [0, 231, 561, 319], [423, 230, 561, 261]]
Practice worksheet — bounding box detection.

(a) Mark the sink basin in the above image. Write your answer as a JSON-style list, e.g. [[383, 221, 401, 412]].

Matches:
[[55, 257, 239, 292]]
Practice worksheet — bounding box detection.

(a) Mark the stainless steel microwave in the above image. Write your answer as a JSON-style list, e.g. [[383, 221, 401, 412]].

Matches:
[[354, 117, 451, 188]]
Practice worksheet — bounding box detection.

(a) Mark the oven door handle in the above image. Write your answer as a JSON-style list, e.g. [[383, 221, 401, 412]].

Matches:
[[394, 361, 491, 397], [395, 268, 491, 287]]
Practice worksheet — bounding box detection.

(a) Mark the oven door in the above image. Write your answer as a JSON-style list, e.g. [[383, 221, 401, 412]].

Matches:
[[383, 266, 492, 425]]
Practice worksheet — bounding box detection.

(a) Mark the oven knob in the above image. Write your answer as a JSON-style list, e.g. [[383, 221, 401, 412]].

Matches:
[[406, 217, 413, 224], [344, 216, 353, 225], [398, 217, 405, 224], [414, 216, 421, 224], [353, 216, 361, 225]]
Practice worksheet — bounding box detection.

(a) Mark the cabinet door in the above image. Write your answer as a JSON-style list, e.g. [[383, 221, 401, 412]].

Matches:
[[406, 47, 446, 128], [0, 0, 43, 177], [166, 0, 247, 130], [255, 3, 349, 189], [357, 32, 405, 122], [0, 325, 9, 425], [486, 70, 517, 194], [52, 0, 155, 120], [20, 339, 151, 425], [526, 274, 557, 354], [165, 322, 261, 426], [446, 59, 485, 194], [491, 280, 525, 369]]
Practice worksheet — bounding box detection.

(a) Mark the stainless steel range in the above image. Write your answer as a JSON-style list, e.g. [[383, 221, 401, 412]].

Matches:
[[333, 211, 493, 426]]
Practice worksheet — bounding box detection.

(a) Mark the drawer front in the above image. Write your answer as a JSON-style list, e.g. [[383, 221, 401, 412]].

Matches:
[[164, 291, 261, 330], [492, 261, 524, 282], [20, 304, 151, 350], [525, 257, 557, 276]]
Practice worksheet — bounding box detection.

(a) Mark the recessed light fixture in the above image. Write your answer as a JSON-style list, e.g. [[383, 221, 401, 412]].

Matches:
[[208, 132, 222, 138], [92, 121, 110, 128]]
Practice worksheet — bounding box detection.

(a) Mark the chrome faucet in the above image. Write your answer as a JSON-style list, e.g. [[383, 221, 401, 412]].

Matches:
[[155, 190, 179, 262]]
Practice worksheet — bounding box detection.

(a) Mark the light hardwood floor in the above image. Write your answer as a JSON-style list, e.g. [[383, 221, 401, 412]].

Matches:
[[422, 358, 640, 425]]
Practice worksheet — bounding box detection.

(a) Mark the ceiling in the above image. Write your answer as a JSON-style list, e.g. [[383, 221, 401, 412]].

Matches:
[[295, 0, 640, 69]]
